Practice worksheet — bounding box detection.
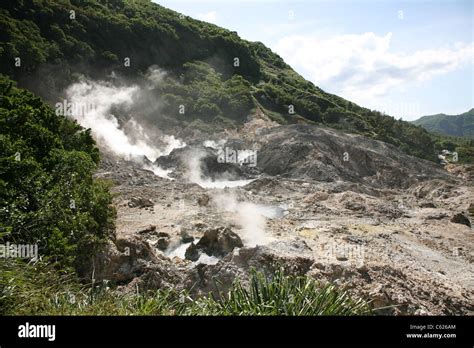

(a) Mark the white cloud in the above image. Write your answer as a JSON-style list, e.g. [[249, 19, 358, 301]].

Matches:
[[274, 32, 474, 107], [196, 10, 218, 24]]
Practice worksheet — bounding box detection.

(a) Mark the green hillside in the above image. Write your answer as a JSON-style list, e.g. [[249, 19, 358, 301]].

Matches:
[[2, 0, 473, 162], [412, 109, 474, 139]]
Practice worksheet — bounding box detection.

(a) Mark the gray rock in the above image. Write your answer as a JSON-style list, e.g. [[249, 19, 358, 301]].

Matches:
[[196, 227, 243, 257], [450, 213, 471, 227], [187, 242, 314, 297], [181, 234, 194, 243], [185, 242, 200, 261], [128, 196, 154, 208], [137, 225, 157, 234], [256, 124, 453, 189], [419, 201, 437, 208], [197, 194, 210, 206], [156, 237, 170, 251]]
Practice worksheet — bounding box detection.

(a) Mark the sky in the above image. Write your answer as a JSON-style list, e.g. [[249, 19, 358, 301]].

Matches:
[[155, 0, 473, 120]]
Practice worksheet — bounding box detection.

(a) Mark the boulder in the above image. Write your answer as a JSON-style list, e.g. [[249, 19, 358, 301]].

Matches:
[[90, 236, 159, 283], [181, 233, 194, 243], [185, 242, 200, 261], [344, 200, 366, 212], [186, 240, 314, 297], [196, 227, 243, 257], [450, 213, 471, 227], [137, 225, 157, 234], [197, 194, 210, 206], [128, 196, 154, 208], [156, 237, 170, 251]]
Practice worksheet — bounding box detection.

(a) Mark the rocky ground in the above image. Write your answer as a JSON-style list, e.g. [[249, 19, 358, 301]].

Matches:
[[91, 111, 474, 315]]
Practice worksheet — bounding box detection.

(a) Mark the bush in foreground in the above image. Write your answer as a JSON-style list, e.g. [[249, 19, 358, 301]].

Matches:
[[189, 268, 371, 316], [0, 76, 115, 271], [0, 261, 371, 316]]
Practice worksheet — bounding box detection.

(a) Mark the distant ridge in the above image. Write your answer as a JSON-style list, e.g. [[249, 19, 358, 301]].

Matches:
[[411, 109, 474, 139]]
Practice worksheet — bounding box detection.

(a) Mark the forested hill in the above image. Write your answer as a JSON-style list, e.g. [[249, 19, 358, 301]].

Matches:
[[412, 109, 474, 139], [1, 0, 473, 162]]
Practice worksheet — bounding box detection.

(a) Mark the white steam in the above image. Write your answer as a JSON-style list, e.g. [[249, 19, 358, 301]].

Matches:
[[66, 80, 151, 159], [185, 148, 253, 188], [213, 193, 274, 247], [166, 242, 219, 265], [184, 148, 271, 246], [64, 77, 185, 178], [202, 139, 226, 150]]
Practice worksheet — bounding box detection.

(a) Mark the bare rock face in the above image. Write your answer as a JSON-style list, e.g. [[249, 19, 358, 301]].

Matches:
[[154, 145, 253, 180], [344, 200, 366, 212], [256, 125, 453, 188], [186, 240, 314, 297], [90, 236, 182, 288], [308, 263, 474, 316], [195, 227, 243, 257], [410, 181, 450, 199], [91, 237, 156, 283], [445, 163, 474, 183], [303, 191, 330, 203], [450, 213, 471, 227]]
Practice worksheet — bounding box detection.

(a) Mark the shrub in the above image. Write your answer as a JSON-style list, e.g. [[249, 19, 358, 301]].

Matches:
[[188, 268, 371, 316], [0, 76, 114, 271]]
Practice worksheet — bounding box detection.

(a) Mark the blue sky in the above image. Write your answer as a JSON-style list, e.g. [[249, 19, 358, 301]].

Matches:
[[156, 0, 473, 120]]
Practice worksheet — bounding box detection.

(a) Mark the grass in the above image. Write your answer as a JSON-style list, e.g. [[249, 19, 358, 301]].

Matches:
[[189, 268, 371, 315], [0, 260, 371, 316], [0, 259, 187, 315]]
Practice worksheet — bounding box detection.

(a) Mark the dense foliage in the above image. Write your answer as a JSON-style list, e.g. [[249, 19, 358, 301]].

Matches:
[[1, 0, 473, 161], [157, 61, 254, 126], [0, 76, 114, 271], [412, 109, 474, 139]]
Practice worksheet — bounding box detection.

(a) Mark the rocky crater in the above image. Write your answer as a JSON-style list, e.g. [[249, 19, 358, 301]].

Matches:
[[93, 117, 473, 315]]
